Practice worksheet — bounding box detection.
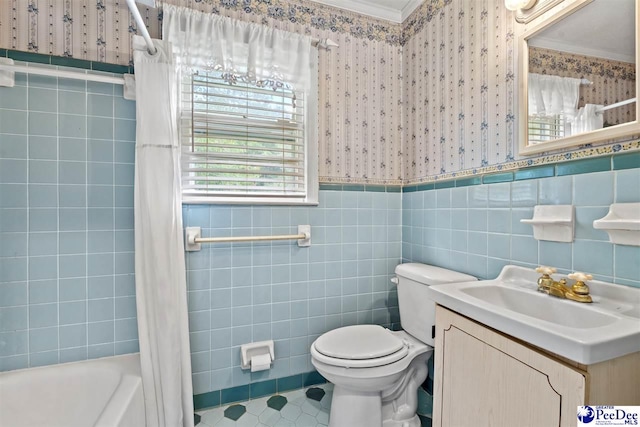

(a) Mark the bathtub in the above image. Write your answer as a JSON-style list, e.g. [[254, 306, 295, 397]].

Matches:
[[0, 353, 145, 427]]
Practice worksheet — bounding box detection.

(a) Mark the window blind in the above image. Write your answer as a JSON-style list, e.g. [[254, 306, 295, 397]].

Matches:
[[528, 114, 566, 144], [180, 70, 307, 200]]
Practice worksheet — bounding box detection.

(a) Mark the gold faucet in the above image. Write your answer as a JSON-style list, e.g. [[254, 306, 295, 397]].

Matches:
[[535, 267, 593, 303]]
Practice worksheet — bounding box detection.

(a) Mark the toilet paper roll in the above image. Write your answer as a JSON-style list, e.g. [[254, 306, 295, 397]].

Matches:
[[250, 354, 272, 372]]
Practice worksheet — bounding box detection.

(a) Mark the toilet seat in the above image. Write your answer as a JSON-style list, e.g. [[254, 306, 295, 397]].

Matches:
[[312, 325, 409, 368]]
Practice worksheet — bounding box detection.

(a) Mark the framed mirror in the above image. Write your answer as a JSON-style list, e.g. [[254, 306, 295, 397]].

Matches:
[[519, 0, 639, 155]]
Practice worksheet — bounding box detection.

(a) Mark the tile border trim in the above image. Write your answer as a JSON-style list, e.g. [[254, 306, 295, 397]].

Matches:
[[319, 183, 402, 192], [401, 150, 640, 192], [1, 49, 133, 75], [193, 371, 326, 411], [320, 141, 639, 187]]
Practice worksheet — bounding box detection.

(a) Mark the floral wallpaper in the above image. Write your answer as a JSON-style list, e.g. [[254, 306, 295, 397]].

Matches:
[[401, 0, 639, 183], [403, 0, 518, 180], [1, 0, 637, 185], [0, 0, 405, 185], [529, 47, 636, 127]]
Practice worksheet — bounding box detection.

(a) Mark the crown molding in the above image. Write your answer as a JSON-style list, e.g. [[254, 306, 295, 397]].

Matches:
[[309, 0, 423, 23], [400, 0, 424, 22]]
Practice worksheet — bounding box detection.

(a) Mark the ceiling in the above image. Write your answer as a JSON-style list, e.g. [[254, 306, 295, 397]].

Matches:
[[529, 0, 636, 63], [307, 0, 424, 23]]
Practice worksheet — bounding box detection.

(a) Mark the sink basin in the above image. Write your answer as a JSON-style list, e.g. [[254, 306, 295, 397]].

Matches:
[[461, 286, 618, 329], [428, 265, 640, 364]]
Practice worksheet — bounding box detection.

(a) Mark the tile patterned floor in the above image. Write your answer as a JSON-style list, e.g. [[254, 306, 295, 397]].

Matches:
[[196, 383, 333, 427], [196, 383, 433, 427]]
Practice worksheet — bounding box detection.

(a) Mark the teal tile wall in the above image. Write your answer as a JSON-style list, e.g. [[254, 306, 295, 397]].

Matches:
[[182, 190, 402, 394], [0, 65, 402, 388], [0, 69, 138, 371], [402, 169, 640, 287]]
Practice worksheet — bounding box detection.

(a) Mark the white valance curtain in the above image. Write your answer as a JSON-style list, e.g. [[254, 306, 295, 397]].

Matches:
[[528, 73, 582, 117], [162, 4, 312, 91], [528, 73, 605, 135]]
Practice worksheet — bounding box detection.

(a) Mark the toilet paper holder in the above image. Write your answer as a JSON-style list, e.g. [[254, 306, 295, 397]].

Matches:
[[240, 340, 275, 371]]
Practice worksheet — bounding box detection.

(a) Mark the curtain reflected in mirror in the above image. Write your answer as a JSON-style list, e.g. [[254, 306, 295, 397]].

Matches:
[[526, 0, 636, 145]]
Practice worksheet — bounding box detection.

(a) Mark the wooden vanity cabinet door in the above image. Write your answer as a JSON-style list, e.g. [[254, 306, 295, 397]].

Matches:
[[432, 306, 586, 427]]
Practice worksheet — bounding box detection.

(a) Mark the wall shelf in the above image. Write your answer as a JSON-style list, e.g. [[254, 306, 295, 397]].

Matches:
[[521, 205, 575, 243], [593, 203, 640, 246]]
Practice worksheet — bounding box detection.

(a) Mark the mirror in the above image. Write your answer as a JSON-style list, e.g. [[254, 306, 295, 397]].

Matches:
[[519, 0, 639, 155]]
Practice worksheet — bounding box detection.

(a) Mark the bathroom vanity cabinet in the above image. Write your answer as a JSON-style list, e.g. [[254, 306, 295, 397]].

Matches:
[[432, 306, 640, 427]]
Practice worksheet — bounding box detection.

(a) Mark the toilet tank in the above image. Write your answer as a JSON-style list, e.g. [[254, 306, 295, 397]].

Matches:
[[395, 263, 476, 346]]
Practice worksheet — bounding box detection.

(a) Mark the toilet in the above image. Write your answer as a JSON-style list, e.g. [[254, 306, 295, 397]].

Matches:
[[310, 263, 476, 427]]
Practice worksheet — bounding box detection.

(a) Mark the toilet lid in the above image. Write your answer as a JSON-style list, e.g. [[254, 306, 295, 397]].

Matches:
[[314, 325, 405, 360]]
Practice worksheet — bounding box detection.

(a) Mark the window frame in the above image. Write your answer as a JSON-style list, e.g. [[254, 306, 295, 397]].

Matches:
[[179, 59, 318, 206]]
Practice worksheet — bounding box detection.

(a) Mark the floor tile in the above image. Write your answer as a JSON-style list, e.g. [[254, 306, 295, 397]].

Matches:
[[225, 404, 247, 421], [259, 407, 282, 426], [305, 387, 325, 402], [198, 385, 332, 427], [245, 396, 269, 415], [280, 404, 302, 421], [300, 400, 320, 417], [296, 413, 317, 426], [282, 389, 306, 404], [273, 418, 295, 427], [235, 413, 259, 427], [316, 411, 329, 425], [320, 392, 332, 410], [200, 407, 224, 426], [267, 395, 288, 411], [214, 417, 239, 427]]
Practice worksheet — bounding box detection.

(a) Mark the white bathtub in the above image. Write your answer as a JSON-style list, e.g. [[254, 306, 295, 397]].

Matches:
[[0, 353, 145, 427]]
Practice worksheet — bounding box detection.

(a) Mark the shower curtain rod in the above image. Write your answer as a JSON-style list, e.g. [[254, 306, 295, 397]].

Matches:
[[125, 0, 339, 55], [126, 0, 158, 55], [597, 97, 637, 113]]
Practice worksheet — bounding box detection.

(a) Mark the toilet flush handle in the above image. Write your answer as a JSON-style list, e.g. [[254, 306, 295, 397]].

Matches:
[[390, 277, 399, 285]]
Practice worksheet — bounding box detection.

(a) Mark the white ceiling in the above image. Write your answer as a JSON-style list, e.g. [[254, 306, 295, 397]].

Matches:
[[308, 0, 424, 23], [529, 0, 636, 63]]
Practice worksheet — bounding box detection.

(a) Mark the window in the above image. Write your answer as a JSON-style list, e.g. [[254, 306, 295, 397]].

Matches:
[[180, 69, 318, 205], [528, 114, 566, 144]]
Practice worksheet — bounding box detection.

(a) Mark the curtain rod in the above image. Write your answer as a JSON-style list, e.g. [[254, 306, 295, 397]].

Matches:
[[126, 0, 158, 55], [597, 97, 637, 113]]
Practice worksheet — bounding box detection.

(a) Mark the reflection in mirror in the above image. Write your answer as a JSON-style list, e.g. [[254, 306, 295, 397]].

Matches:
[[525, 0, 636, 145]]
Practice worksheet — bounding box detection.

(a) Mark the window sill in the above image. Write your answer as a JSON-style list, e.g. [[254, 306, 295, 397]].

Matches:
[[182, 197, 319, 206]]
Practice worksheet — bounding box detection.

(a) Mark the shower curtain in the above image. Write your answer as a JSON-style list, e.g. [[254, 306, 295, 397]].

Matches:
[[132, 36, 194, 427], [574, 104, 604, 134]]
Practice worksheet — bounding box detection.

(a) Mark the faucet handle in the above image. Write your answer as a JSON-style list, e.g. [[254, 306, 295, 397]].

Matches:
[[568, 271, 592, 296], [536, 266, 557, 275], [568, 272, 593, 282], [535, 266, 556, 293]]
